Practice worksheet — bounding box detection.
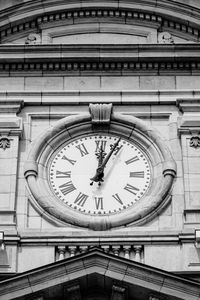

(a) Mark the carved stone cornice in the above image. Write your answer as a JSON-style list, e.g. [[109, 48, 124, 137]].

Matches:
[[0, 45, 200, 73], [0, 5, 200, 43]]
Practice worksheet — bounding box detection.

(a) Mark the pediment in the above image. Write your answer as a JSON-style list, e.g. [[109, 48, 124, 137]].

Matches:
[[0, 248, 200, 300], [0, 1, 200, 45]]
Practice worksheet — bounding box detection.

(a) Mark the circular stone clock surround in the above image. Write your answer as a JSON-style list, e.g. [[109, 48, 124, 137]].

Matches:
[[24, 111, 176, 230]]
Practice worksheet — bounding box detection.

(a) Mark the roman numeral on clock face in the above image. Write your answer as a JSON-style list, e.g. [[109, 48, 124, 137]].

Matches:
[[95, 140, 107, 152], [59, 181, 76, 195], [124, 183, 139, 195], [62, 155, 76, 165], [74, 192, 88, 207], [76, 143, 89, 157], [129, 171, 144, 178], [95, 197, 104, 210], [56, 170, 71, 178], [112, 193, 123, 205], [125, 156, 139, 165]]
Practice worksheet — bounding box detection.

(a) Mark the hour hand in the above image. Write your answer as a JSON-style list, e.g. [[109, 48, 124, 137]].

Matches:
[[90, 138, 121, 185], [90, 167, 104, 185]]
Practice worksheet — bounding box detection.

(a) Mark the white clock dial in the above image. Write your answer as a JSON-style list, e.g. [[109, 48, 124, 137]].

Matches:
[[48, 134, 152, 215]]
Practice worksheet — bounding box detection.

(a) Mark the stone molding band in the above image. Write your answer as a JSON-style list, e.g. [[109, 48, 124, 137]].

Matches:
[[0, 44, 200, 73]]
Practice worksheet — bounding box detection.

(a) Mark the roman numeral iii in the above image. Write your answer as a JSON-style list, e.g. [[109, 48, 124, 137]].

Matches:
[[129, 171, 144, 178]]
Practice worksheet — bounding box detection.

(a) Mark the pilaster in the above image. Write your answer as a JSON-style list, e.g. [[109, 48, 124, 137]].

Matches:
[[0, 100, 23, 228], [177, 99, 200, 228]]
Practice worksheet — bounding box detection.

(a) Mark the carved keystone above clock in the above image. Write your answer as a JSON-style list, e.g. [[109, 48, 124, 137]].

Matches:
[[24, 104, 176, 230]]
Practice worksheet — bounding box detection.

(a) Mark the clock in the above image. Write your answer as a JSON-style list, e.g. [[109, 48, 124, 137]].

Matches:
[[24, 104, 176, 230], [48, 133, 152, 215]]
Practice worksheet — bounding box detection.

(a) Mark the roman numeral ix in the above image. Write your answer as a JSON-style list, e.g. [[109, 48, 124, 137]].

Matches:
[[56, 170, 71, 178]]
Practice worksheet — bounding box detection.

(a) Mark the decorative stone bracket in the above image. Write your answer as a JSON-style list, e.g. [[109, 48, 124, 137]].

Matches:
[[0, 100, 24, 138], [177, 99, 200, 137], [89, 103, 112, 124]]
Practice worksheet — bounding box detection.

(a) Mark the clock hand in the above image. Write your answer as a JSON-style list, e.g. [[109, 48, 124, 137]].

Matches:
[[90, 138, 121, 185], [90, 144, 105, 186]]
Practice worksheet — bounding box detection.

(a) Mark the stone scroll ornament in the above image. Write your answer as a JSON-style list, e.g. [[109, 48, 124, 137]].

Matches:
[[158, 32, 174, 44], [24, 104, 176, 230], [25, 33, 41, 45]]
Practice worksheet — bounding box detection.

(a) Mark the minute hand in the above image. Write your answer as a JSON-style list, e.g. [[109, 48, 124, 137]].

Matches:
[[90, 138, 121, 184], [100, 138, 121, 170]]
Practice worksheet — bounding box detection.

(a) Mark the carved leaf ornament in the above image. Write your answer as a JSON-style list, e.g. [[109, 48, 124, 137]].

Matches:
[[0, 136, 11, 150]]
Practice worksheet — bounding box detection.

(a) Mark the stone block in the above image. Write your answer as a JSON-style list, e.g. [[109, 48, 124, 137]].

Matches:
[[0, 158, 16, 175], [41, 217, 57, 229], [144, 245, 182, 271], [189, 192, 200, 207], [176, 76, 200, 89], [139, 76, 176, 90], [0, 77, 25, 91], [27, 216, 42, 229], [25, 77, 64, 90], [172, 195, 185, 213], [101, 76, 139, 90], [64, 76, 101, 90], [0, 193, 10, 209], [79, 91, 121, 103], [31, 120, 50, 141], [188, 157, 200, 174], [0, 175, 11, 193], [175, 160, 183, 178], [159, 215, 173, 229], [172, 177, 185, 195], [28, 202, 40, 217], [186, 139, 200, 157], [121, 91, 159, 103], [16, 196, 27, 213], [18, 246, 55, 272], [168, 122, 178, 140], [188, 174, 200, 191], [17, 178, 26, 196], [169, 139, 182, 161]]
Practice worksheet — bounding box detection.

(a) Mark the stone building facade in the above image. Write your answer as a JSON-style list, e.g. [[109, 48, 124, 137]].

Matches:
[[0, 0, 200, 299]]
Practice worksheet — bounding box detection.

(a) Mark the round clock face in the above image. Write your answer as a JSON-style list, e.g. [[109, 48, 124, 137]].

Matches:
[[48, 134, 152, 215]]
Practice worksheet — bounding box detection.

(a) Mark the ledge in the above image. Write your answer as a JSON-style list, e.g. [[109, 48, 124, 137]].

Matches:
[[0, 44, 199, 73]]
